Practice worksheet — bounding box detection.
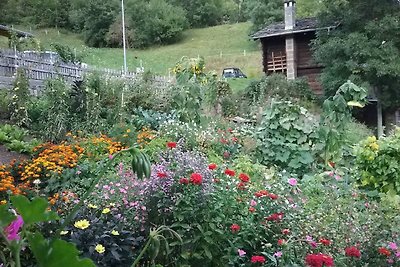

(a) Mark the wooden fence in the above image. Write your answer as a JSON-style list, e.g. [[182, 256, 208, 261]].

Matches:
[[0, 49, 172, 93]]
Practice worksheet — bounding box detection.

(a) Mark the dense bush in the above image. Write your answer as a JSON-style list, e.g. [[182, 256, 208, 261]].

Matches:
[[355, 131, 400, 195], [255, 100, 319, 175]]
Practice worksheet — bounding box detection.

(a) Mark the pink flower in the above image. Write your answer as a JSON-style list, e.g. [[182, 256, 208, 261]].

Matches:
[[238, 249, 246, 257], [310, 241, 318, 248], [250, 199, 257, 206], [306, 236, 313, 242], [334, 175, 341, 181], [288, 178, 298, 186], [4, 215, 24, 241], [389, 242, 398, 251], [396, 251, 400, 258], [274, 251, 283, 258], [108, 154, 113, 160]]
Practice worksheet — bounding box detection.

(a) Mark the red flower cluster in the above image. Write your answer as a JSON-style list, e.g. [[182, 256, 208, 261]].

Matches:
[[249, 207, 256, 213], [237, 182, 247, 190], [305, 253, 334, 267], [319, 238, 331, 246], [166, 142, 177, 149], [251, 255, 266, 263], [378, 247, 391, 257], [269, 193, 278, 200], [266, 212, 284, 222], [208, 163, 217, 170], [179, 178, 189, 185], [345, 246, 361, 258], [225, 169, 235, 176], [254, 190, 269, 198], [230, 224, 240, 233], [157, 172, 167, 178], [190, 173, 202, 185], [282, 229, 290, 235], [239, 173, 250, 183]]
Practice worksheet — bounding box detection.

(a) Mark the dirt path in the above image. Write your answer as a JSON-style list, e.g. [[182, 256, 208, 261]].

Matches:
[[0, 145, 29, 165]]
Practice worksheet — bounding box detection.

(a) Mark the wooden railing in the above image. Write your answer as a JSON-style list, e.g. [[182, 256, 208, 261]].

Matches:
[[267, 51, 287, 72]]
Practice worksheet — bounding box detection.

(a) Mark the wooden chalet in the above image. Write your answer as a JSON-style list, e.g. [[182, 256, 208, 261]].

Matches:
[[252, 0, 331, 95]]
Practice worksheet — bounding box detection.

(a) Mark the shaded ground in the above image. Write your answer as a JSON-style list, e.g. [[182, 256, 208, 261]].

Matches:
[[0, 145, 29, 165]]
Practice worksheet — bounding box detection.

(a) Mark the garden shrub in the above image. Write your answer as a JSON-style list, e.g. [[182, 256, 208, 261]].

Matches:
[[355, 130, 400, 195], [240, 74, 316, 116], [0, 90, 12, 120], [255, 100, 319, 175], [10, 69, 31, 127]]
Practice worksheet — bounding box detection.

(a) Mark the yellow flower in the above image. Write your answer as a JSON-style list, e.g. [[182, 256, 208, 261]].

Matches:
[[366, 136, 377, 143], [347, 101, 364, 108], [102, 208, 111, 214], [88, 203, 98, 209], [60, 230, 69, 235], [111, 230, 120, 236], [126, 129, 131, 133], [369, 142, 379, 151], [95, 244, 105, 254], [74, 219, 90, 230]]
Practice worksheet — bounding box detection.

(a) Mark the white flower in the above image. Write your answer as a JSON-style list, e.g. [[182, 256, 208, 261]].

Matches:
[[33, 179, 41, 185]]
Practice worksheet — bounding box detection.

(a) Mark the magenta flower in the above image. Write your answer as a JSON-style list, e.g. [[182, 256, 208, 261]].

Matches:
[[274, 251, 283, 258], [288, 178, 297, 186], [389, 242, 398, 251], [4, 215, 24, 241], [250, 199, 257, 207], [238, 249, 246, 257]]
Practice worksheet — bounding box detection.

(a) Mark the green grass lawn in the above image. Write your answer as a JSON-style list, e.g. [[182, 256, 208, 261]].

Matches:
[[0, 23, 263, 80]]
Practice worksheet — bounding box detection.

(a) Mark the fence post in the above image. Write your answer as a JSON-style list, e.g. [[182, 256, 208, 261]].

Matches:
[[220, 51, 222, 58], [244, 50, 246, 56]]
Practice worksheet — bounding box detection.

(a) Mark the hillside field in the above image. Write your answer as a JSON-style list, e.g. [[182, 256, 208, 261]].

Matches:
[[0, 23, 263, 85]]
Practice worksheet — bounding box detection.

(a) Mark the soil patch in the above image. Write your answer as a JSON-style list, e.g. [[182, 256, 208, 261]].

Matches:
[[0, 145, 29, 165]]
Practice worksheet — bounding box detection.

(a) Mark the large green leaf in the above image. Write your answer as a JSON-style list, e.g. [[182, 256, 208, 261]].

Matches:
[[11, 196, 59, 225], [0, 204, 16, 228], [28, 233, 95, 267]]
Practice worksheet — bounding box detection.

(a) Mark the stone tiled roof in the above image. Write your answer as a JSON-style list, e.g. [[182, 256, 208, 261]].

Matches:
[[252, 18, 319, 40], [0, 25, 34, 38]]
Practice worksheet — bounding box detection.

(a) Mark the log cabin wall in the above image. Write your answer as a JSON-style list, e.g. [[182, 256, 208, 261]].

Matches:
[[295, 32, 323, 94]]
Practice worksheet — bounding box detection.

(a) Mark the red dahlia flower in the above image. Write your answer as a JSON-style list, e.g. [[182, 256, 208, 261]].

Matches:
[[166, 142, 177, 149], [157, 172, 167, 178], [255, 190, 269, 198], [208, 163, 217, 170], [278, 239, 286, 246], [251, 255, 266, 263], [237, 182, 246, 190], [319, 238, 331, 246], [179, 178, 189, 185], [305, 253, 334, 267], [249, 207, 256, 213], [190, 173, 202, 185], [266, 212, 284, 222], [378, 247, 391, 257], [345, 246, 361, 258], [230, 224, 240, 233], [282, 229, 290, 235], [225, 169, 235, 176], [239, 173, 250, 183], [269, 193, 278, 200]]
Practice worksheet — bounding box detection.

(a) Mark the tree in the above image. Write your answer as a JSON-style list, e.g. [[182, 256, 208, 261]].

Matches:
[[246, 0, 283, 33], [313, 0, 400, 130]]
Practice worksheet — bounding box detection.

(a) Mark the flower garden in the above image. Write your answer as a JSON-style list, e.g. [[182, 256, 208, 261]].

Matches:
[[0, 58, 400, 267]]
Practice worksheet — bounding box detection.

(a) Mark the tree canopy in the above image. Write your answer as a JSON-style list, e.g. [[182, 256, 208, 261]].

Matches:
[[314, 0, 400, 110]]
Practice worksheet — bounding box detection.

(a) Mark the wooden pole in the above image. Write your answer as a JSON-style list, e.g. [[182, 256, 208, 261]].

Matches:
[[377, 99, 383, 138]]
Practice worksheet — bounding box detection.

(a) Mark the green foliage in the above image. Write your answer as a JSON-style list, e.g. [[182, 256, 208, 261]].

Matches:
[[355, 131, 400, 195], [318, 81, 368, 164], [10, 69, 31, 127], [50, 43, 86, 64], [246, 0, 283, 33], [11, 195, 59, 225], [28, 233, 96, 267], [240, 74, 315, 116], [255, 100, 319, 175], [0, 90, 12, 120], [314, 0, 400, 109]]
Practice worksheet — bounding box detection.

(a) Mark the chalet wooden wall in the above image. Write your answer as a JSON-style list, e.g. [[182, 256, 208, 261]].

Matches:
[[261, 37, 286, 74]]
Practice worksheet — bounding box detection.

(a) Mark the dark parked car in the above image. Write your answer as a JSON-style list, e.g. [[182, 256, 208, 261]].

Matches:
[[222, 67, 247, 78]]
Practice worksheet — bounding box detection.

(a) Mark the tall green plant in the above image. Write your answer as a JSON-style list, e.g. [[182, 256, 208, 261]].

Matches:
[[10, 69, 31, 127], [318, 80, 367, 164]]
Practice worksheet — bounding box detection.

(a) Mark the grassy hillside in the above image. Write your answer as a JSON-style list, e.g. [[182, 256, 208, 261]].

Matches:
[[0, 23, 263, 80]]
